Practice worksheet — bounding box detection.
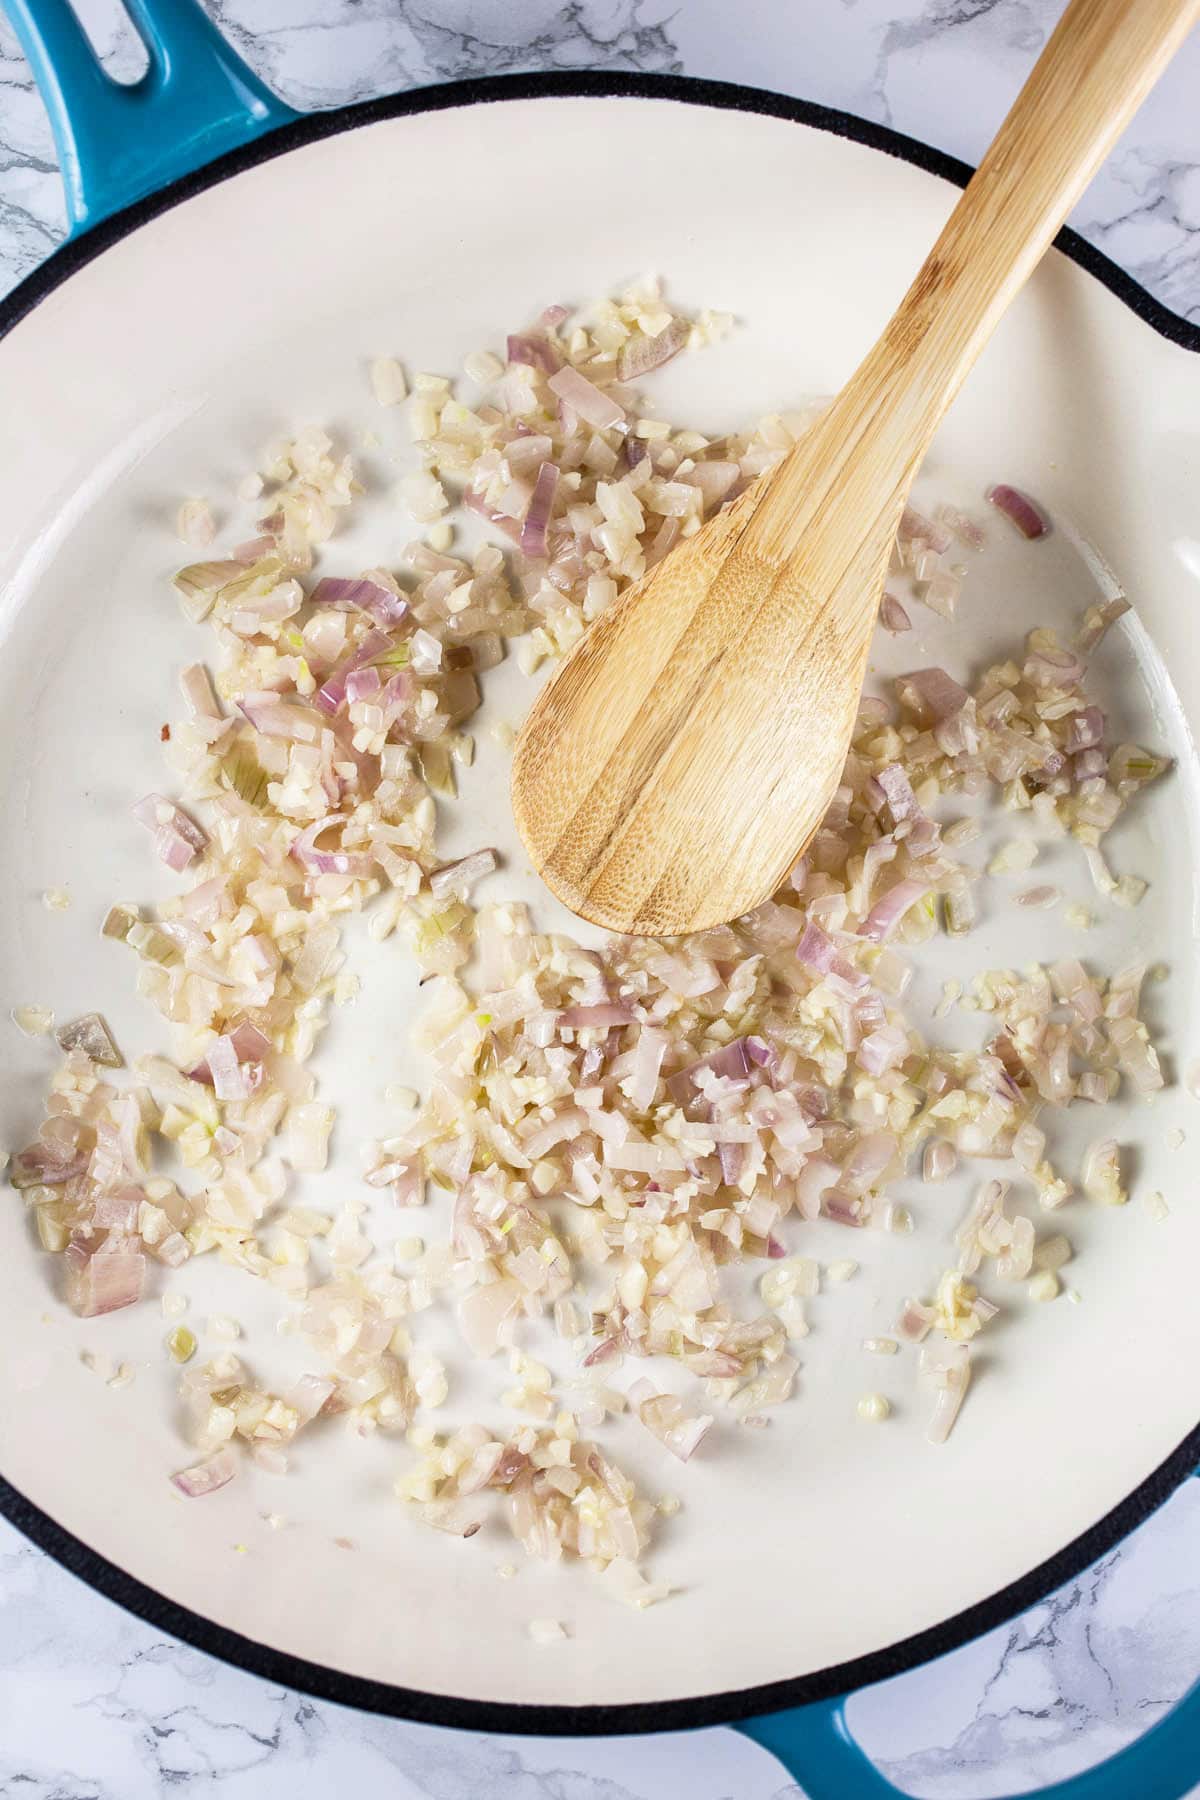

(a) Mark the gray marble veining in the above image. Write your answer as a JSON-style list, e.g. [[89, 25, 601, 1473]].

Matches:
[[1, 2, 1199, 1795], [2, 1483, 1199, 1797], [2, 0, 1200, 315]]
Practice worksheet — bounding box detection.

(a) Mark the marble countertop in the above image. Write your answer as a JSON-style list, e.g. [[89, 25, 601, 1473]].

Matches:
[[3, 0, 1200, 314], [1, 3, 1199, 1795], [2, 1482, 1199, 1799]]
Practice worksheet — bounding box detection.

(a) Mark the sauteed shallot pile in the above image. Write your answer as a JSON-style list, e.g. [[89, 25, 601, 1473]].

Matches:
[[8, 282, 1168, 1599]]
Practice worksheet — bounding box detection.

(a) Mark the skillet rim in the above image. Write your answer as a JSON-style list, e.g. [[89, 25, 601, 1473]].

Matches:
[[1, 66, 1197, 1739]]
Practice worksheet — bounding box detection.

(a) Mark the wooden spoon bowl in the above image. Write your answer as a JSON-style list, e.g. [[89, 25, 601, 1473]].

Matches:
[[513, 0, 1199, 938]]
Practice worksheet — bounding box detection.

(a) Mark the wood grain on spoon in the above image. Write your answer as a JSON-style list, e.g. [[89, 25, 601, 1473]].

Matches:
[[513, 0, 1199, 937]]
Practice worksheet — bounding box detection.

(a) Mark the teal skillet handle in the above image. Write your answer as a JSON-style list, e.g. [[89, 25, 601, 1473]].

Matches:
[[2, 0, 299, 237], [741, 1468, 1200, 1794], [738, 1673, 1200, 1798]]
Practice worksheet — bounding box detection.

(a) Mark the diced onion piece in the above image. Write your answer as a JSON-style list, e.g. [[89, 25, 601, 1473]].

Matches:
[[920, 1342, 971, 1444], [921, 570, 961, 619], [625, 1028, 669, 1109], [617, 317, 688, 380], [634, 1389, 714, 1462], [56, 1013, 123, 1067], [132, 794, 208, 871], [314, 628, 392, 715], [507, 333, 560, 374], [879, 592, 911, 633], [1066, 705, 1105, 753], [896, 667, 968, 725], [64, 1239, 145, 1317], [547, 365, 625, 431], [430, 849, 498, 902], [206, 1034, 258, 1102], [1024, 644, 1083, 689], [899, 506, 951, 552], [879, 765, 922, 831], [859, 879, 928, 943], [859, 1026, 907, 1077], [287, 1374, 335, 1424], [310, 576, 409, 629], [287, 1103, 334, 1173], [418, 1499, 484, 1537], [458, 1279, 522, 1357], [520, 461, 560, 560], [1078, 597, 1131, 653], [559, 1003, 636, 1031], [796, 921, 836, 973], [995, 1215, 1035, 1281], [290, 818, 375, 879], [173, 560, 244, 619], [180, 663, 221, 718], [986, 483, 1050, 539], [1107, 1017, 1164, 1094], [1081, 1138, 1126, 1206], [897, 1299, 936, 1342], [172, 1448, 238, 1497], [857, 1393, 890, 1422], [177, 498, 215, 547], [923, 1140, 957, 1183], [370, 357, 407, 405]]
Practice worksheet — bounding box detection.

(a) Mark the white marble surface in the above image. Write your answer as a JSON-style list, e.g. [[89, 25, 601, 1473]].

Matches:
[[1, 1482, 1199, 1799], [1, 2, 1199, 1795], [2, 0, 1200, 314]]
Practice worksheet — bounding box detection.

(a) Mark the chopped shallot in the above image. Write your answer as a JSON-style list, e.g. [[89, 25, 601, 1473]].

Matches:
[[617, 317, 689, 381], [520, 462, 559, 559], [9, 280, 1174, 1586], [56, 1014, 122, 1067], [458, 1280, 521, 1357], [920, 1341, 971, 1443], [430, 850, 498, 901], [630, 1382, 714, 1462], [1081, 1138, 1127, 1206], [879, 592, 911, 633], [310, 575, 409, 628], [923, 1141, 957, 1183], [172, 1448, 238, 1497], [65, 1239, 146, 1317], [1078, 596, 1132, 653], [133, 794, 208, 871], [859, 879, 928, 942], [547, 365, 624, 431], [986, 483, 1050, 539]]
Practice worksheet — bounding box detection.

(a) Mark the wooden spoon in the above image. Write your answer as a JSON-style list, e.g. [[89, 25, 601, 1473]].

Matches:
[[513, 0, 1198, 937]]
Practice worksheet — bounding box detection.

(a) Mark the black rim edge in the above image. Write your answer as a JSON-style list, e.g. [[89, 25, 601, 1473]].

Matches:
[[2, 70, 1198, 353], [1, 65, 1197, 1740], [4, 1422, 1198, 1738]]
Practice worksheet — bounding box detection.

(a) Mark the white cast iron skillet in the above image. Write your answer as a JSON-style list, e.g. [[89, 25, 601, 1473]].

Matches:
[[2, 3, 1200, 1793]]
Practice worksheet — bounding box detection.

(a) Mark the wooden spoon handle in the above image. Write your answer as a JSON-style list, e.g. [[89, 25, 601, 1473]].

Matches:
[[880, 0, 1200, 422], [754, 0, 1199, 568]]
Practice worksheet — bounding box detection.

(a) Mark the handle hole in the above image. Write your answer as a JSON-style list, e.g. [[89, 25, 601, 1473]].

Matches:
[[67, 0, 149, 84]]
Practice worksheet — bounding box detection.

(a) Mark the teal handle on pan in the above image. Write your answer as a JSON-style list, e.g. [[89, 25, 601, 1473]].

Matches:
[[2, 0, 297, 236], [738, 1678, 1200, 1799], [8, 6, 1200, 1795], [739, 1462, 1200, 1800]]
